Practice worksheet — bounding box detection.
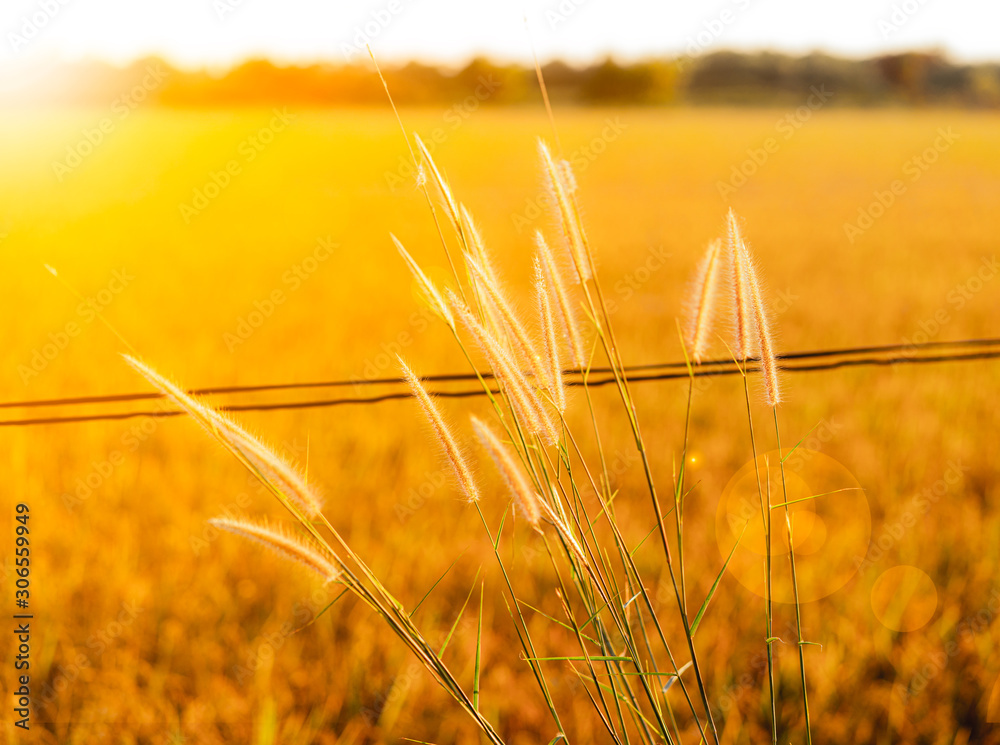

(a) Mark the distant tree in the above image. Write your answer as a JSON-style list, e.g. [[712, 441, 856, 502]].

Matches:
[[580, 57, 656, 103]]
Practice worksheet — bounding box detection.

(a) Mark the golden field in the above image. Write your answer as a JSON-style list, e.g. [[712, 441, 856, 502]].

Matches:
[[1, 106, 999, 744]]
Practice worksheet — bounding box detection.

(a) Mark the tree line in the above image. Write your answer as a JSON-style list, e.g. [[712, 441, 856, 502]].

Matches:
[[9, 51, 1000, 107]]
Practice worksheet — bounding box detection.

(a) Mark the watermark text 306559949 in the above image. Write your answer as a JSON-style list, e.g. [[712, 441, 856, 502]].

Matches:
[[13, 503, 33, 731]]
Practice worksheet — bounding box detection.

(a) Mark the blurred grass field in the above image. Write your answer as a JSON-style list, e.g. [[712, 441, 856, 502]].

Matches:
[[1, 106, 999, 744]]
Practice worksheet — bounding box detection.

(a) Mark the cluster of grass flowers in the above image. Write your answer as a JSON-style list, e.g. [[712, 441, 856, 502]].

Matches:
[[127, 125, 829, 743]]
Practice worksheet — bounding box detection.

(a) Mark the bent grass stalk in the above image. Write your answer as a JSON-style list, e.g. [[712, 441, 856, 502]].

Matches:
[[126, 356, 505, 745]]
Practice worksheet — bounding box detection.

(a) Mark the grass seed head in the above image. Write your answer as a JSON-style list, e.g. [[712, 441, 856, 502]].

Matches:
[[209, 516, 341, 583], [535, 230, 586, 368], [534, 256, 566, 413], [685, 238, 723, 364], [392, 234, 454, 327], [448, 289, 560, 446], [744, 250, 782, 406], [399, 357, 480, 503], [727, 210, 757, 361], [471, 416, 541, 527], [465, 253, 544, 382], [538, 139, 592, 284], [124, 355, 324, 518], [415, 133, 461, 235]]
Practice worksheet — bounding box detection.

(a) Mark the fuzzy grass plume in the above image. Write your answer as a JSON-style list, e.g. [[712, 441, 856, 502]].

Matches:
[[392, 234, 454, 327], [399, 357, 480, 503], [685, 238, 723, 364], [209, 516, 341, 582], [123, 355, 324, 518], [465, 253, 544, 381], [471, 416, 541, 527], [538, 140, 591, 284], [727, 209, 756, 361], [744, 248, 781, 406], [448, 289, 560, 446], [534, 256, 566, 412], [535, 230, 586, 368]]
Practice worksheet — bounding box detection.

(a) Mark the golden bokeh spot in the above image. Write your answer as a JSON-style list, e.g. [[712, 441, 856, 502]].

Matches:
[[715, 448, 870, 604], [871, 565, 938, 632]]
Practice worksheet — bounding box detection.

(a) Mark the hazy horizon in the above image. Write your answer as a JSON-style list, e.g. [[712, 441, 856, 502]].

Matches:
[[1, 0, 997, 73]]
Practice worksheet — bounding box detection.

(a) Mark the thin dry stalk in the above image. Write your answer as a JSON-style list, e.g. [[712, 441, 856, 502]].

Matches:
[[685, 239, 723, 364], [471, 416, 541, 527], [209, 516, 341, 582], [399, 358, 480, 503]]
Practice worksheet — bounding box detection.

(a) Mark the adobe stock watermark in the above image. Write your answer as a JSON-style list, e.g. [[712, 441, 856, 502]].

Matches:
[[853, 460, 969, 577], [878, 0, 930, 39], [61, 400, 173, 512], [63, 421, 166, 513], [179, 108, 296, 223], [360, 663, 422, 726], [384, 75, 502, 192], [604, 245, 671, 314], [677, 0, 754, 70], [212, 0, 249, 21], [900, 256, 998, 356], [231, 585, 336, 685], [350, 307, 434, 394], [6, 0, 72, 54], [843, 127, 961, 244], [684, 286, 802, 397], [190, 492, 253, 555], [33, 600, 143, 714], [523, 449, 640, 563], [716, 85, 834, 198], [395, 468, 447, 523], [511, 117, 627, 234], [721, 418, 845, 542], [52, 64, 169, 181], [340, 0, 407, 61], [18, 267, 134, 385], [222, 236, 336, 352], [544, 0, 590, 30], [897, 586, 1000, 704]]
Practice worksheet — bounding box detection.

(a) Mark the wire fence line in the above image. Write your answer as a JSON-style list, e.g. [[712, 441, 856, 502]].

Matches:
[[1, 337, 998, 428]]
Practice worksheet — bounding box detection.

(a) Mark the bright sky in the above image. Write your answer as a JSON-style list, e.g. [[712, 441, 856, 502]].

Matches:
[[0, 0, 997, 69]]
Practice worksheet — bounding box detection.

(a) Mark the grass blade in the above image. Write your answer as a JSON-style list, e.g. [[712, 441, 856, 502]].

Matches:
[[769, 487, 862, 509], [474, 581, 485, 710], [413, 549, 469, 614], [690, 520, 748, 637], [439, 567, 482, 657]]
